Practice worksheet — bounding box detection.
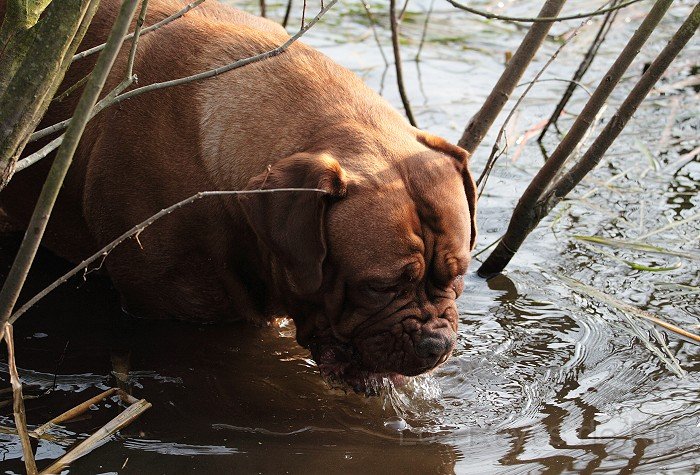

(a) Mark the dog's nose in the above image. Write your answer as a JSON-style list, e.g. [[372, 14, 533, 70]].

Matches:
[[415, 333, 452, 363]]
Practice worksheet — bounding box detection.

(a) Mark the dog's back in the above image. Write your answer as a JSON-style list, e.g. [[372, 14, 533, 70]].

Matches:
[[0, 0, 301, 259]]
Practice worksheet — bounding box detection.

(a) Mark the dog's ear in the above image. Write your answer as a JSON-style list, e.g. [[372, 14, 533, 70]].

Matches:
[[418, 133, 478, 250], [239, 153, 347, 295]]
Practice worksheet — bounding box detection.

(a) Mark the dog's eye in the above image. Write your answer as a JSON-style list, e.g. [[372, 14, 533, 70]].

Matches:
[[397, 287, 411, 298], [365, 283, 397, 295], [364, 282, 412, 297]]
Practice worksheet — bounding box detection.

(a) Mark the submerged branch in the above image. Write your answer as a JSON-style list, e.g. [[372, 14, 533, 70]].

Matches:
[[3, 324, 38, 475], [40, 398, 151, 474], [32, 388, 118, 437]]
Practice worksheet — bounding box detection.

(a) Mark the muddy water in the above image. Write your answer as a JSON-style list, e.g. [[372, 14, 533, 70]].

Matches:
[[1, 0, 699, 473]]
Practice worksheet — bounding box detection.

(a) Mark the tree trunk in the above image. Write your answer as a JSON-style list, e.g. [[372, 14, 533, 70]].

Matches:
[[0, 0, 140, 333], [0, 0, 100, 189], [478, 2, 700, 277]]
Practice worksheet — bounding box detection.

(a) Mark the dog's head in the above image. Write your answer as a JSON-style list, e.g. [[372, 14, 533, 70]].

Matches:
[[239, 133, 477, 392]]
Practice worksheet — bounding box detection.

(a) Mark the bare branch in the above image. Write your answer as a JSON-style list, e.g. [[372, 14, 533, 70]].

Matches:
[[127, 0, 149, 80], [0, 0, 99, 188], [282, 0, 293, 28], [390, 0, 417, 126], [457, 0, 567, 153], [516, 77, 593, 97], [446, 0, 645, 23], [478, 1, 699, 277], [9, 188, 328, 324], [415, 0, 435, 62], [29, 0, 338, 144], [360, 0, 389, 66], [52, 72, 90, 103], [15, 135, 64, 172], [476, 15, 588, 192], [538, 0, 622, 141], [71, 0, 206, 63]]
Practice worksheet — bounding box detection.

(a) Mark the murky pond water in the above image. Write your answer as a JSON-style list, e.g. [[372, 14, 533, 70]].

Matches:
[[2, 0, 699, 473]]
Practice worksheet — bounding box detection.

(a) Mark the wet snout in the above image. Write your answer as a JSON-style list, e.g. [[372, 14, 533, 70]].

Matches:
[[415, 318, 456, 371], [349, 303, 459, 378]]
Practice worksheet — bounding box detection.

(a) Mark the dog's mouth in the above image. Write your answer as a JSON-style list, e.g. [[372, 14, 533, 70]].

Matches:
[[311, 342, 409, 395]]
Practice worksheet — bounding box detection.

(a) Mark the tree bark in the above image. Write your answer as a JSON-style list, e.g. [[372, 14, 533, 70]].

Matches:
[[478, 2, 700, 277], [0, 0, 140, 334], [0, 0, 99, 188]]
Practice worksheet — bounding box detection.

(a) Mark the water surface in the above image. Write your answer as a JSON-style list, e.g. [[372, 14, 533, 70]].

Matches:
[[1, 0, 699, 472]]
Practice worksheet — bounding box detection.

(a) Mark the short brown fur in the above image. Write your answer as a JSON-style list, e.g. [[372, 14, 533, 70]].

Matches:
[[0, 0, 477, 386]]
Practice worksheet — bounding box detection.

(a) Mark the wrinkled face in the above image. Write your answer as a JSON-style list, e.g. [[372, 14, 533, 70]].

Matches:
[[306, 152, 473, 392]]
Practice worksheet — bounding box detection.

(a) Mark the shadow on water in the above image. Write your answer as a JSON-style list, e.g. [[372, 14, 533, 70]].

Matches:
[[0, 233, 463, 473]]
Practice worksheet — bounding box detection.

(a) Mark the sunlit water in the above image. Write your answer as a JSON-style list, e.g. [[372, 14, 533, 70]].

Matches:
[[1, 0, 699, 473]]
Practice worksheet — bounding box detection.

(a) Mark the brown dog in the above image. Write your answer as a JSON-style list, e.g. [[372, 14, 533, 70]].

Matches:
[[1, 0, 477, 390]]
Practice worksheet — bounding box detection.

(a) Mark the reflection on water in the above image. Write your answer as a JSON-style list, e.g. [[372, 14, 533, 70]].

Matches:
[[1, 0, 699, 473]]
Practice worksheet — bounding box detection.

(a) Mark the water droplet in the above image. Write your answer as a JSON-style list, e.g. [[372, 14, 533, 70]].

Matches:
[[383, 416, 407, 431]]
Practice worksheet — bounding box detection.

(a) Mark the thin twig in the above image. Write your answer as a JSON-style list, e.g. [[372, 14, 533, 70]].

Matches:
[[539, 0, 622, 141], [398, 0, 410, 21], [127, 0, 149, 80], [29, 0, 338, 144], [4, 323, 38, 475], [390, 0, 417, 126], [415, 0, 435, 62], [9, 188, 327, 323], [282, 0, 293, 28], [15, 135, 64, 172], [457, 0, 567, 153], [302, 0, 307, 28], [479, 2, 699, 277], [22, 0, 149, 169], [52, 73, 90, 103], [517, 77, 592, 96], [71, 0, 206, 63], [476, 15, 588, 191], [446, 0, 644, 23], [360, 0, 389, 66]]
